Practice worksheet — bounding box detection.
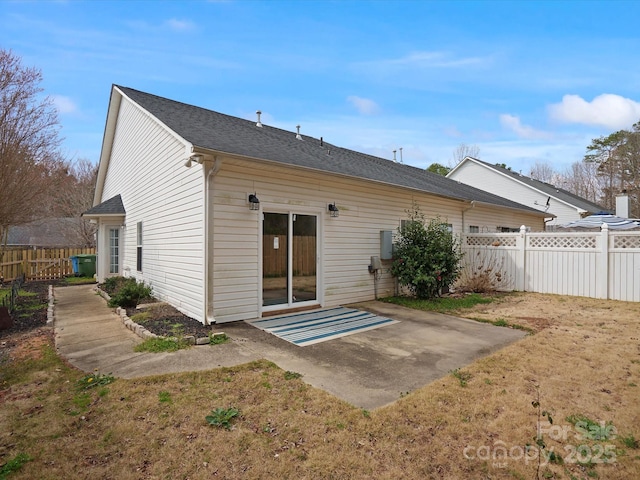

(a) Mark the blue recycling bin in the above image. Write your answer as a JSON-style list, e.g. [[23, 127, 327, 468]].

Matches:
[[70, 256, 80, 275]]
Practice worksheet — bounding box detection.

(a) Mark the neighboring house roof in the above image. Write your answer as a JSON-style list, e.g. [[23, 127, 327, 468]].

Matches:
[[7, 218, 79, 247], [83, 194, 126, 217], [449, 157, 609, 215], [103, 86, 546, 216]]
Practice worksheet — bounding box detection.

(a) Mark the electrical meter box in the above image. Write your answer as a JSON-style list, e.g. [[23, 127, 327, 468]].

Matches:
[[380, 230, 393, 260]]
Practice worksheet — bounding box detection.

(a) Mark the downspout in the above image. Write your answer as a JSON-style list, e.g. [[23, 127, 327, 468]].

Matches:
[[203, 156, 222, 325], [461, 200, 476, 233]]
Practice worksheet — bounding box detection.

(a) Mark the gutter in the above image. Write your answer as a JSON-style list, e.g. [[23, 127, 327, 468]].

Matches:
[[461, 200, 476, 233], [197, 149, 222, 325]]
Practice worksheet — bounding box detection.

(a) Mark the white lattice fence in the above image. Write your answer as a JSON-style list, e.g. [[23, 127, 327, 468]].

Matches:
[[462, 229, 640, 301], [527, 233, 597, 250], [460, 234, 520, 292]]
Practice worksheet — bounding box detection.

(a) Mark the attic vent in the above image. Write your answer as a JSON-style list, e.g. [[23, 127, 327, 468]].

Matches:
[[296, 125, 302, 140], [256, 110, 263, 128]]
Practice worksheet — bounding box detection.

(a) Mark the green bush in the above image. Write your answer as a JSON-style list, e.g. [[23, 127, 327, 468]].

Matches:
[[107, 278, 152, 308], [102, 276, 123, 294], [390, 203, 463, 299]]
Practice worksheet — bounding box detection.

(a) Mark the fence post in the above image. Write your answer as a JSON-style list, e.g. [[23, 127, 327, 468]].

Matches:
[[596, 223, 609, 299], [516, 225, 527, 291]]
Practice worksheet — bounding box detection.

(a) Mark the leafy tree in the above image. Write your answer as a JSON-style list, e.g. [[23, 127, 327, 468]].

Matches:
[[584, 126, 640, 217], [426, 162, 451, 176], [494, 162, 512, 171], [391, 203, 463, 299], [0, 49, 66, 256]]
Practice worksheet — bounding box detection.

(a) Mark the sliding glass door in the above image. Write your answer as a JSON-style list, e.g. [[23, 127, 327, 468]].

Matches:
[[262, 212, 317, 309]]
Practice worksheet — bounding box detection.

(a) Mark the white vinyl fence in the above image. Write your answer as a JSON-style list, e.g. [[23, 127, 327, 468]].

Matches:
[[460, 225, 640, 302]]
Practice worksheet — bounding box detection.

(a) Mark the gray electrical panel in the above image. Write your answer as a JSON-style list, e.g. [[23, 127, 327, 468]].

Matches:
[[380, 230, 394, 260]]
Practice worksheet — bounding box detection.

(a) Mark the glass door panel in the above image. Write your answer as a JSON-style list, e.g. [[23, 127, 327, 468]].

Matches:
[[262, 213, 289, 307], [292, 214, 316, 303]]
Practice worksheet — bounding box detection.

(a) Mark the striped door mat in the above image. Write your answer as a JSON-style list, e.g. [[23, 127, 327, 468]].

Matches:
[[249, 307, 399, 347]]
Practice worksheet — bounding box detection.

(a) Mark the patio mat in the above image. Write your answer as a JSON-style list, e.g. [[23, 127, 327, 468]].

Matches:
[[249, 307, 399, 347]]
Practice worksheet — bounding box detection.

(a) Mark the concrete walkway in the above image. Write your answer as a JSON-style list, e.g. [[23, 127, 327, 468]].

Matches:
[[53, 285, 527, 409], [53, 285, 262, 378]]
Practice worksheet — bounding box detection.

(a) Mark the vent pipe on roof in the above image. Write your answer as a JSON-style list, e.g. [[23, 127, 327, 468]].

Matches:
[[296, 125, 302, 140], [393, 150, 397, 162], [399, 147, 403, 164], [320, 137, 323, 146], [256, 111, 263, 128]]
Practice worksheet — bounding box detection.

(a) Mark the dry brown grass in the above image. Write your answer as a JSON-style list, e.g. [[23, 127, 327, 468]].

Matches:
[[1, 293, 639, 479]]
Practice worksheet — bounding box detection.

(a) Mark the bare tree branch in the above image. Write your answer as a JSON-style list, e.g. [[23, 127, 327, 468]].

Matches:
[[0, 49, 67, 259]]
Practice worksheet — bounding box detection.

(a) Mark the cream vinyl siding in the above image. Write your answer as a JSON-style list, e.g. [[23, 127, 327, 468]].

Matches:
[[464, 203, 544, 233], [449, 161, 580, 226], [101, 97, 206, 322], [210, 158, 543, 323]]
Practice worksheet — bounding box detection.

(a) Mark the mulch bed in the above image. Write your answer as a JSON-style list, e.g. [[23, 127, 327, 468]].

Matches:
[[125, 303, 214, 338], [0, 279, 213, 341], [0, 280, 51, 338], [99, 278, 213, 338]]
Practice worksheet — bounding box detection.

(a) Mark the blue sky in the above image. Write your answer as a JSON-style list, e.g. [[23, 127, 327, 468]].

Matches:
[[2, 0, 639, 175]]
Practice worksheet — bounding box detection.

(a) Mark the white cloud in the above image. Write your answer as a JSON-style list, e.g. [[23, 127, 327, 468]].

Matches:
[[165, 18, 196, 32], [385, 51, 487, 68], [548, 94, 640, 129], [499, 114, 550, 140], [51, 95, 77, 114], [346, 96, 380, 115]]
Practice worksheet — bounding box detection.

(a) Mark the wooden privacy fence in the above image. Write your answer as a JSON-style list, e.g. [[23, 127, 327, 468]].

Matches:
[[263, 235, 316, 276], [0, 247, 96, 282], [461, 226, 640, 302]]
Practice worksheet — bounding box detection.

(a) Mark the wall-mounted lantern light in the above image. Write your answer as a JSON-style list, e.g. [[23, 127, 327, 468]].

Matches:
[[248, 193, 260, 211], [184, 153, 204, 168], [328, 202, 339, 217]]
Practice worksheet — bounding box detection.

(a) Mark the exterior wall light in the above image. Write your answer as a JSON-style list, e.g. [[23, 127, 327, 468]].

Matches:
[[328, 202, 339, 217], [184, 154, 204, 168], [248, 193, 260, 211]]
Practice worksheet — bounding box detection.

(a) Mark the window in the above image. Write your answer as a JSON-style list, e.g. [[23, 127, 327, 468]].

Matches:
[[136, 221, 143, 272], [469, 226, 479, 233], [109, 228, 119, 274], [498, 226, 519, 233]]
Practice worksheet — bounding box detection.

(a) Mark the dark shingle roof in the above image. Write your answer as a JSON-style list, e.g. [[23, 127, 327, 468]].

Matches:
[[116, 86, 544, 215], [7, 218, 80, 247], [83, 194, 125, 216], [468, 158, 609, 214]]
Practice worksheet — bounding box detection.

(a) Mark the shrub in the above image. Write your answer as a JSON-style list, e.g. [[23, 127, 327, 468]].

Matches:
[[102, 276, 126, 295], [107, 278, 152, 308], [457, 249, 511, 293], [390, 203, 463, 299]]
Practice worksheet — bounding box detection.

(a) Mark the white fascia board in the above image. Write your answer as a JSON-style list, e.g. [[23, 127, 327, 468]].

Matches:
[[94, 86, 194, 205]]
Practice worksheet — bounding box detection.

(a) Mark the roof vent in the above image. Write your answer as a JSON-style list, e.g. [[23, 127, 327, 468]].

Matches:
[[296, 125, 302, 140], [320, 136, 323, 146], [256, 111, 263, 128], [393, 150, 397, 162]]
